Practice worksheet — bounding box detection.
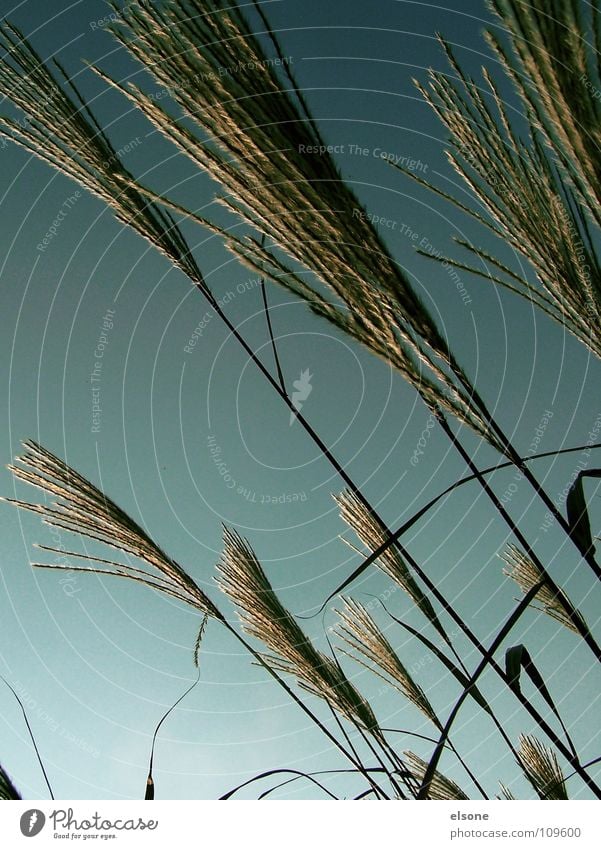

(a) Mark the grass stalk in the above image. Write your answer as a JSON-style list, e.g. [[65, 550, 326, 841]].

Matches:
[[451, 376, 601, 581], [437, 414, 601, 658], [223, 620, 392, 799], [416, 579, 601, 799]]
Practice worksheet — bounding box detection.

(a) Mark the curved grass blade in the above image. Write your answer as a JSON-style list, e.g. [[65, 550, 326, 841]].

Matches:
[[144, 615, 208, 799], [415, 576, 601, 800], [566, 471, 601, 559], [336, 598, 489, 798], [257, 774, 337, 800], [1, 675, 53, 799], [563, 753, 601, 784], [379, 601, 491, 715], [505, 645, 577, 759], [220, 767, 390, 800], [311, 443, 601, 615]]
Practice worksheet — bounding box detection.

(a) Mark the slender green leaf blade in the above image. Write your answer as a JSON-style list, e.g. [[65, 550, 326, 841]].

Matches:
[[566, 471, 601, 557]]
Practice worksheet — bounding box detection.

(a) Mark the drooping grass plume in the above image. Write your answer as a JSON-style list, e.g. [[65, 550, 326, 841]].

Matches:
[[0, 1, 512, 448], [0, 762, 20, 800], [334, 598, 439, 728], [402, 1, 601, 358], [518, 734, 568, 800], [0, 0, 598, 801], [5, 440, 221, 619], [0, 20, 210, 293], [501, 545, 588, 635], [216, 527, 380, 734], [335, 489, 446, 639], [403, 751, 468, 800], [7, 448, 390, 793], [334, 598, 492, 799], [94, 0, 505, 451], [486, 0, 601, 227]]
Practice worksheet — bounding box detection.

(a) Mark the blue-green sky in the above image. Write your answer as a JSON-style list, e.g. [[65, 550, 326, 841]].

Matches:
[[1, 0, 600, 800]]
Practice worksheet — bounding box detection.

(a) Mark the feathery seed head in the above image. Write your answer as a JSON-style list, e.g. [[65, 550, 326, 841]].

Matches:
[[99, 0, 504, 450], [216, 527, 380, 733], [334, 597, 439, 727], [335, 489, 445, 636], [403, 751, 468, 800], [501, 545, 587, 635], [6, 440, 221, 618], [518, 734, 568, 800]]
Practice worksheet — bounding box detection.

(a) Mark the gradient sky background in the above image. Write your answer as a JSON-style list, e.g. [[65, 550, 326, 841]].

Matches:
[[0, 0, 600, 800]]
